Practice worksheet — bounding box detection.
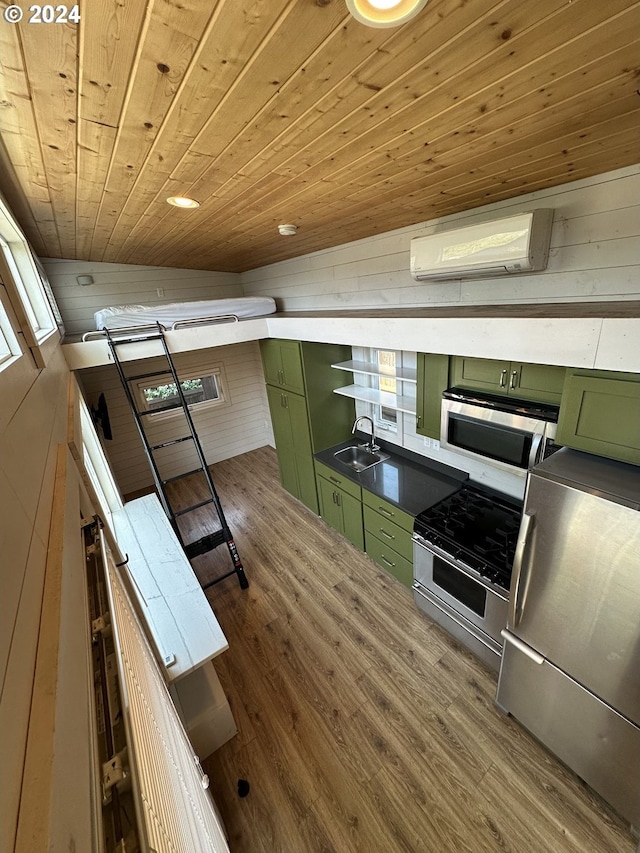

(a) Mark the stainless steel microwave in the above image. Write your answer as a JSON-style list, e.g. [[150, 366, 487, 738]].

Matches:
[[440, 388, 560, 475]]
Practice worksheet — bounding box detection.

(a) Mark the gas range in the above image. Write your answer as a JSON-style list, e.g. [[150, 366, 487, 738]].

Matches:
[[412, 484, 523, 671], [414, 484, 522, 591]]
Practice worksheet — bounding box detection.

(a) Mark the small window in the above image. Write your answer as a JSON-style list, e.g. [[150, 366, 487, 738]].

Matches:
[[375, 349, 398, 431], [0, 298, 22, 370], [138, 369, 224, 417]]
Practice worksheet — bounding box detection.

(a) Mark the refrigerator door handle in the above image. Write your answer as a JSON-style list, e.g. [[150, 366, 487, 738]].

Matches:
[[509, 511, 534, 629], [500, 629, 544, 665]]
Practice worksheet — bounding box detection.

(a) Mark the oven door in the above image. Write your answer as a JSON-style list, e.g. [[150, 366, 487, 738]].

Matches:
[[440, 397, 547, 475], [412, 536, 508, 671]]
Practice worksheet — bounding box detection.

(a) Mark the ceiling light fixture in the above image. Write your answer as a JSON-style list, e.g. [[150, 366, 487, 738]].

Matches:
[[167, 196, 200, 209], [345, 0, 429, 28], [278, 224, 298, 236]]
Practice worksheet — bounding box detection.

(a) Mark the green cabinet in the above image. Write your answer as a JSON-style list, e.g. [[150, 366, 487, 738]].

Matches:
[[260, 338, 306, 394], [261, 339, 355, 512], [315, 462, 364, 549], [416, 353, 450, 439], [267, 385, 318, 511], [557, 369, 640, 465], [451, 356, 565, 405], [362, 491, 414, 589]]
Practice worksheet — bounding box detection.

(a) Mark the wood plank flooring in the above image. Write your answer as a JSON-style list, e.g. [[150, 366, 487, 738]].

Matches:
[[165, 446, 635, 853]]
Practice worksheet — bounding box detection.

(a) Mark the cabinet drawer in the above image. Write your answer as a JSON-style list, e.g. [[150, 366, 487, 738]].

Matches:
[[314, 460, 362, 500], [363, 505, 413, 562], [365, 532, 413, 589], [362, 490, 413, 533]]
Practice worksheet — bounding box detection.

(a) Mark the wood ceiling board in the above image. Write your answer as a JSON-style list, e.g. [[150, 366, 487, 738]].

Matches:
[[0, 23, 61, 254], [139, 2, 637, 267], [15, 19, 78, 259], [1, 0, 639, 273], [98, 0, 299, 262]]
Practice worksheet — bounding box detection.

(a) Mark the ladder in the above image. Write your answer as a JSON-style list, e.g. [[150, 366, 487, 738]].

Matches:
[[104, 323, 248, 591]]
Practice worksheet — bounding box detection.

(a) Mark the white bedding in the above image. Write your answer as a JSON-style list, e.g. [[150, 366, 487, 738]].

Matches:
[[94, 297, 276, 330]]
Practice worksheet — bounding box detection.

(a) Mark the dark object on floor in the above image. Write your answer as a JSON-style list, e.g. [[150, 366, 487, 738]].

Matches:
[[237, 779, 250, 798]]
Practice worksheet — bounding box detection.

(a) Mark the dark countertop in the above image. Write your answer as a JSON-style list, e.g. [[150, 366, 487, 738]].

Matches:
[[314, 437, 467, 517]]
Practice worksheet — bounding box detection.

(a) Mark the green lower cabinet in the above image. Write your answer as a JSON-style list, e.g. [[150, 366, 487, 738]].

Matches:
[[364, 531, 414, 589], [316, 474, 364, 550], [557, 370, 640, 465], [362, 494, 414, 589]]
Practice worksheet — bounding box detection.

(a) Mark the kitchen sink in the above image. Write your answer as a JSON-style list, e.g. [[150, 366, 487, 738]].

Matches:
[[333, 444, 390, 472]]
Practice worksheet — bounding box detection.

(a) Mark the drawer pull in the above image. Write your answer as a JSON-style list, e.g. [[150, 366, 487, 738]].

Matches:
[[381, 556, 396, 568], [378, 506, 394, 518], [379, 529, 395, 540], [329, 476, 341, 485]]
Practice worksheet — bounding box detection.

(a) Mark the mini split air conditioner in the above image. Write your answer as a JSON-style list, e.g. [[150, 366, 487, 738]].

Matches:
[[410, 209, 554, 281]]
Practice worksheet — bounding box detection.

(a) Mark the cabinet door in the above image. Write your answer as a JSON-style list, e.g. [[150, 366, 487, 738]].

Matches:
[[511, 363, 565, 404], [317, 476, 344, 533], [557, 371, 640, 465], [267, 385, 318, 512], [260, 339, 305, 394], [416, 353, 450, 439], [317, 477, 364, 549], [287, 391, 318, 512], [266, 385, 300, 498], [451, 356, 510, 394], [341, 489, 364, 550]]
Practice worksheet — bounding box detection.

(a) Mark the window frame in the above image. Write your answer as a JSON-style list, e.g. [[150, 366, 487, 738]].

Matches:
[[0, 194, 59, 367], [136, 365, 228, 421]]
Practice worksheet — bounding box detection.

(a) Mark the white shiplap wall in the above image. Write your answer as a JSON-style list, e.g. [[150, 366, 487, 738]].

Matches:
[[42, 260, 243, 337], [78, 341, 273, 497], [241, 165, 640, 310]]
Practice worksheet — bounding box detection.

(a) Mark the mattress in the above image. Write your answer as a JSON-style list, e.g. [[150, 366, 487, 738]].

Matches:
[[94, 297, 276, 330]]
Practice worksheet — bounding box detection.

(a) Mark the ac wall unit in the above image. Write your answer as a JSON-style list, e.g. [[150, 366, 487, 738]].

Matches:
[[410, 209, 554, 281]]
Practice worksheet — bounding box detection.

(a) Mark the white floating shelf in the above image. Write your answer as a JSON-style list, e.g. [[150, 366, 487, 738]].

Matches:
[[331, 360, 417, 383], [333, 385, 417, 414]]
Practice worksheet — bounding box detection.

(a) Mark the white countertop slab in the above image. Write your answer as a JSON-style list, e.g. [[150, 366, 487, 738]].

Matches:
[[111, 494, 228, 682]]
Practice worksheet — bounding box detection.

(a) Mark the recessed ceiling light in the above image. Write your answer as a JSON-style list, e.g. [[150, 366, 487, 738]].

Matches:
[[345, 0, 429, 28], [167, 196, 200, 208]]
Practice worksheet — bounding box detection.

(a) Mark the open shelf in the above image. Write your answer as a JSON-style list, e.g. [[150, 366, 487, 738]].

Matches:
[[332, 385, 416, 414], [331, 360, 417, 383]]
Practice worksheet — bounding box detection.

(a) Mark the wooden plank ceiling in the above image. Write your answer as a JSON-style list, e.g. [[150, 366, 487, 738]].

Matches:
[[1, 0, 639, 273]]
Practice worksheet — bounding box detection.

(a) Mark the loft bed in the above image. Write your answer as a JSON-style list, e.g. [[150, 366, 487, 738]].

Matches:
[[82, 295, 276, 340]]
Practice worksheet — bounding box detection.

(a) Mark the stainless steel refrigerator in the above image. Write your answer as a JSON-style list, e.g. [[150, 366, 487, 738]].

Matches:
[[496, 447, 640, 830]]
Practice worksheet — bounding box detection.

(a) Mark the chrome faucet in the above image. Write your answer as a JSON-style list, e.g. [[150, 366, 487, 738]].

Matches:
[[352, 415, 379, 452]]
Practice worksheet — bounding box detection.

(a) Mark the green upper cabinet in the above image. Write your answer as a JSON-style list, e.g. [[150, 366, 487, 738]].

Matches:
[[416, 353, 450, 439], [260, 338, 306, 394], [556, 370, 640, 466], [451, 356, 565, 405], [260, 339, 355, 512]]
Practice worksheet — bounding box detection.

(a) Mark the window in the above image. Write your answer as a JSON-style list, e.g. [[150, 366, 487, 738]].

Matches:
[[0, 298, 22, 370], [138, 368, 225, 417], [376, 349, 398, 430], [0, 195, 58, 364]]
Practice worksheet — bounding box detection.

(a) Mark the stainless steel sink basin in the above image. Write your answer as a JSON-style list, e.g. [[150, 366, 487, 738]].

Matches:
[[333, 444, 390, 472]]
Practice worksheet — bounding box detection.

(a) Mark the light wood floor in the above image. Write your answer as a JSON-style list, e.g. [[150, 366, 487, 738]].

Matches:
[[168, 446, 635, 853]]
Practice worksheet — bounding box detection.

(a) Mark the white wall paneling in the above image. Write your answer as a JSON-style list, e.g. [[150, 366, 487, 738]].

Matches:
[[43, 259, 243, 337], [242, 165, 640, 311], [78, 341, 273, 497]]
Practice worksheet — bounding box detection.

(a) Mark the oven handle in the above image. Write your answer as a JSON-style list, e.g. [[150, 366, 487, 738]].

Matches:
[[509, 511, 534, 629], [527, 432, 543, 468]]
